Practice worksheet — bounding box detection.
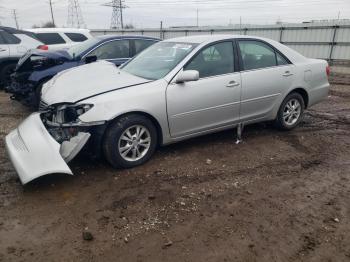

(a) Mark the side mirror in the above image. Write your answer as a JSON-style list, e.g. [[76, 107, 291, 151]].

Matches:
[[176, 70, 199, 83], [85, 55, 97, 64]]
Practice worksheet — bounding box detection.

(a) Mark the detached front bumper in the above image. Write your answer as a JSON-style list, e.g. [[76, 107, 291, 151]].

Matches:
[[5, 113, 90, 184]]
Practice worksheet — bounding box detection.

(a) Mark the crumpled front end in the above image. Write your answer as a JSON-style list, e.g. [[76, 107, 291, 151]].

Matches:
[[5, 109, 99, 184], [5, 75, 37, 105], [5, 51, 67, 107]]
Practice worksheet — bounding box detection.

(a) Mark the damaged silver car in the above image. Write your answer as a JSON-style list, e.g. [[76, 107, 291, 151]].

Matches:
[[5, 35, 330, 184]]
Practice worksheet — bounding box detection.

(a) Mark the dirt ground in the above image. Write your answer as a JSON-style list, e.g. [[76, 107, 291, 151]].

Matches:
[[0, 70, 350, 262]]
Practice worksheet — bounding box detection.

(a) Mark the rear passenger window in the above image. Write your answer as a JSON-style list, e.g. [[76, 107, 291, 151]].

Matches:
[[0, 31, 20, 44], [239, 40, 277, 70], [184, 41, 234, 78], [65, 33, 88, 42], [134, 39, 156, 54], [0, 31, 7, 44], [35, 33, 66, 45], [89, 40, 130, 60]]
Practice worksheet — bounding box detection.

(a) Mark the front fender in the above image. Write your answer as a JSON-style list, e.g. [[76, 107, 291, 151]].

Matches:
[[78, 80, 172, 144]]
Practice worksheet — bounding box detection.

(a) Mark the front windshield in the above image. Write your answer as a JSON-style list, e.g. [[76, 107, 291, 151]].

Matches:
[[121, 42, 198, 80], [67, 37, 100, 58]]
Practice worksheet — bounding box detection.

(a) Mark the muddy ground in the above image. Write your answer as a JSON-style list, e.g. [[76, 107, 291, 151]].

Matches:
[[0, 70, 350, 262]]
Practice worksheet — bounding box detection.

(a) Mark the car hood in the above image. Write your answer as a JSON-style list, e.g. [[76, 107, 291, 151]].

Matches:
[[41, 60, 151, 105], [30, 49, 72, 60], [15, 49, 73, 73]]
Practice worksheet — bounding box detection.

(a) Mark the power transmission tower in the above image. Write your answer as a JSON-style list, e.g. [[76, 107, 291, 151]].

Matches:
[[12, 9, 19, 29], [67, 0, 86, 28], [103, 0, 127, 29]]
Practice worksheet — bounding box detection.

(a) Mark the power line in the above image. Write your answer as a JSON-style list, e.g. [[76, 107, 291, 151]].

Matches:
[[67, 0, 86, 28]]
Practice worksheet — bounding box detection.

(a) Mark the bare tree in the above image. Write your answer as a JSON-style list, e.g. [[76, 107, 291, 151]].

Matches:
[[32, 21, 56, 28], [124, 23, 135, 29]]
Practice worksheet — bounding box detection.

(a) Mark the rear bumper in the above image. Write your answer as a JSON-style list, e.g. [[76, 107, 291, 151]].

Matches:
[[5, 113, 73, 184], [308, 82, 330, 107]]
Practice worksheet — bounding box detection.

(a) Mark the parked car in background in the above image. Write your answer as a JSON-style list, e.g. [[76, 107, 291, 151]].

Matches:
[[0, 26, 43, 89], [5, 35, 330, 184], [26, 28, 93, 51], [5, 35, 159, 107]]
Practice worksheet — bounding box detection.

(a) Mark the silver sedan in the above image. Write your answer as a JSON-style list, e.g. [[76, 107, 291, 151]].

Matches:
[[6, 35, 330, 184]]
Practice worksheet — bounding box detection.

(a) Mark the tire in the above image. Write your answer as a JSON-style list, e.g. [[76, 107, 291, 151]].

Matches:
[[0, 63, 16, 89], [275, 92, 305, 130], [103, 114, 158, 169]]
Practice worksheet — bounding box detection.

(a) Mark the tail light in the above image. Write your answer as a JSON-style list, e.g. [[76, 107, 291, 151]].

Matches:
[[326, 65, 331, 78], [37, 45, 49, 51]]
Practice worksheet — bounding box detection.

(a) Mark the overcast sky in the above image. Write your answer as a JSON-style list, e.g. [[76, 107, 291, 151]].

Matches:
[[0, 0, 349, 29]]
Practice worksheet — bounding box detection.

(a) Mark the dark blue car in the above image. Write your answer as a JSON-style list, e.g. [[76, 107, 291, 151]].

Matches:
[[6, 35, 160, 107]]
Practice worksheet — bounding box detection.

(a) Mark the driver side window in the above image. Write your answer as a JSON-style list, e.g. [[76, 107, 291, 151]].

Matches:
[[89, 40, 130, 60], [184, 41, 234, 78]]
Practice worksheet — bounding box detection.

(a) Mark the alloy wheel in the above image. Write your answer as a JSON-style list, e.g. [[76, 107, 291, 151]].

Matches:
[[118, 125, 151, 162], [283, 98, 301, 126]]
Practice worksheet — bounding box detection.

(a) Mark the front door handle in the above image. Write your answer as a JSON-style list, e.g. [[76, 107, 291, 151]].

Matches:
[[283, 71, 294, 77], [227, 81, 240, 88], [0, 48, 7, 52]]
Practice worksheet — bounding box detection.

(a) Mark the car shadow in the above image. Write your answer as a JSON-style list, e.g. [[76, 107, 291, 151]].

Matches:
[[22, 121, 293, 189]]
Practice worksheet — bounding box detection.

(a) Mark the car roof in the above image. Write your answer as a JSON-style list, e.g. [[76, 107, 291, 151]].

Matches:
[[163, 34, 267, 44], [27, 28, 90, 33], [164, 34, 308, 64], [0, 26, 33, 35], [96, 35, 160, 41]]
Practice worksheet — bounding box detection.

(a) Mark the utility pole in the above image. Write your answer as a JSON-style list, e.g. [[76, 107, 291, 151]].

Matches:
[[102, 0, 127, 29], [48, 0, 55, 27], [196, 8, 199, 27], [160, 20, 163, 39], [12, 9, 19, 29], [240, 16, 242, 35]]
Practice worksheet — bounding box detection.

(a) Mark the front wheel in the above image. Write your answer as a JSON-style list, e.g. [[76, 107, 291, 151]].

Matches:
[[103, 114, 158, 169], [275, 92, 305, 130]]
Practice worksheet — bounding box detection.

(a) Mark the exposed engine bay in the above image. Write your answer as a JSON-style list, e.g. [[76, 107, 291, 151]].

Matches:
[[40, 103, 105, 162]]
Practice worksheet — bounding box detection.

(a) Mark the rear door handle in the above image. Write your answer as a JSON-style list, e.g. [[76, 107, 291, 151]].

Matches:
[[227, 81, 240, 88], [0, 48, 7, 52], [283, 71, 294, 77]]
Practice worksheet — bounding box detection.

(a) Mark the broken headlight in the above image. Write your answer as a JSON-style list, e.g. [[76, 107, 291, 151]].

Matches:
[[43, 103, 94, 126], [55, 104, 93, 124], [42, 103, 104, 144]]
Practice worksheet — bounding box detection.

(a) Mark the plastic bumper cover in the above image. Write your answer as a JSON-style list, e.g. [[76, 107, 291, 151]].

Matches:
[[5, 113, 74, 184]]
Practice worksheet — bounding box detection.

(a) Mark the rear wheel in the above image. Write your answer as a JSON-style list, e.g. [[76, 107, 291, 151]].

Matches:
[[275, 92, 305, 130], [103, 114, 158, 168], [0, 63, 16, 89]]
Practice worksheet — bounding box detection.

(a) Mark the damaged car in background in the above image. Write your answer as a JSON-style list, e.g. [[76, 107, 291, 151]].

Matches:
[[5, 35, 330, 184], [5, 35, 159, 107]]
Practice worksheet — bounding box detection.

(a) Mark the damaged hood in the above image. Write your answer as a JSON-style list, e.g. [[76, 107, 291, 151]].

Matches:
[[16, 49, 72, 72], [41, 60, 151, 105]]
